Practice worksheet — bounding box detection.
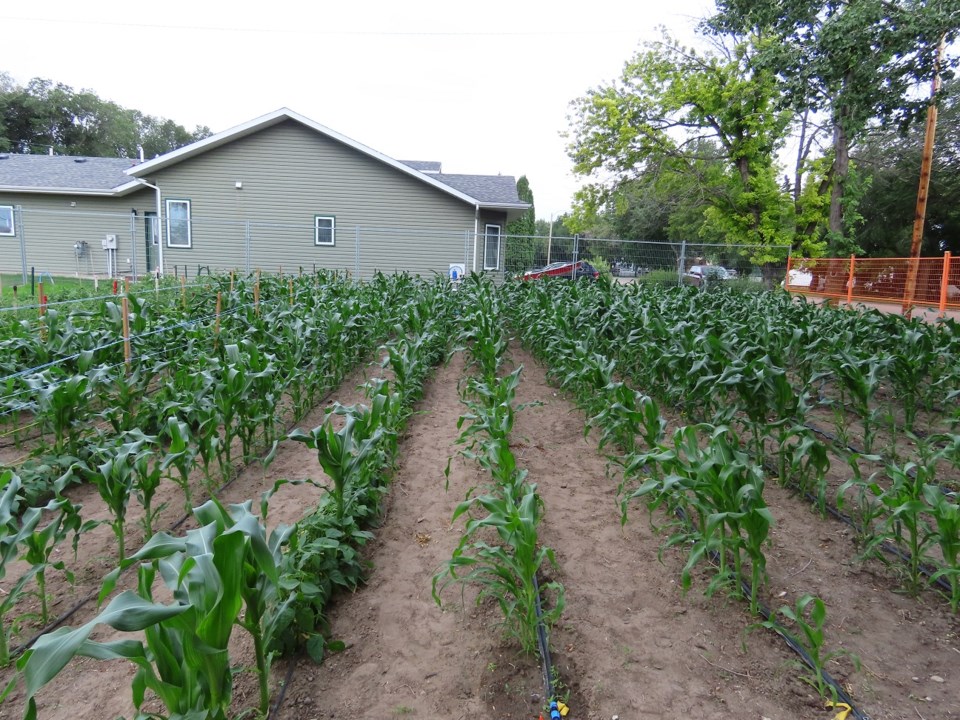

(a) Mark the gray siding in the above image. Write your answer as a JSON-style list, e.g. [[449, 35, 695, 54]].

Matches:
[[145, 120, 479, 278], [0, 190, 157, 277]]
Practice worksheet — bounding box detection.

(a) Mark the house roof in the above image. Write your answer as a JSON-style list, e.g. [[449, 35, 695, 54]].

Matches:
[[0, 109, 530, 216], [0, 154, 144, 195], [129, 109, 529, 214], [433, 174, 529, 207], [400, 160, 442, 173]]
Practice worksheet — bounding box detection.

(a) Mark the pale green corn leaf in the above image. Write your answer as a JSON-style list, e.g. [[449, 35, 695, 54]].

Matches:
[[20, 590, 189, 698]]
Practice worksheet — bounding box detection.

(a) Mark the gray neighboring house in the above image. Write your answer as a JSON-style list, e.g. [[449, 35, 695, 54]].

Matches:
[[0, 108, 530, 279]]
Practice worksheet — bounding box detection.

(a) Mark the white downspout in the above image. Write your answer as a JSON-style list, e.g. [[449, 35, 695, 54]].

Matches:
[[135, 179, 164, 277], [472, 204, 479, 273]]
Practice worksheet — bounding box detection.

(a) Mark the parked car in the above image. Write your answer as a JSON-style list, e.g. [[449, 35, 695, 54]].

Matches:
[[522, 260, 599, 281], [683, 265, 731, 287]]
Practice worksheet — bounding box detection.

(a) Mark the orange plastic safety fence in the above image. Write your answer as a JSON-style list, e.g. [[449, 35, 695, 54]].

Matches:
[[785, 253, 958, 312]]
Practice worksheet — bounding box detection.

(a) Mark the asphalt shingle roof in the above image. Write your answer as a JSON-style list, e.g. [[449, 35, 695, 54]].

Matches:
[[432, 173, 524, 204], [399, 160, 442, 173], [0, 154, 140, 191]]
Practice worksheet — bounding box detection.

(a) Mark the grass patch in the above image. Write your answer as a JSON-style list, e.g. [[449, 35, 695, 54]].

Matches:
[[0, 273, 103, 305]]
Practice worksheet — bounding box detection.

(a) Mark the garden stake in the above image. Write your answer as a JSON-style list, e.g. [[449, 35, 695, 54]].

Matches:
[[121, 296, 131, 370]]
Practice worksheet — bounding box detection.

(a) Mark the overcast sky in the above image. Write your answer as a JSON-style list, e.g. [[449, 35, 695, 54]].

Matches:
[[2, 0, 716, 219]]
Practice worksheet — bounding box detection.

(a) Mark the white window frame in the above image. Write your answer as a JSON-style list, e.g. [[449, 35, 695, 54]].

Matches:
[[314, 215, 336, 246], [0, 206, 14, 237], [483, 224, 501, 271], [165, 199, 192, 248]]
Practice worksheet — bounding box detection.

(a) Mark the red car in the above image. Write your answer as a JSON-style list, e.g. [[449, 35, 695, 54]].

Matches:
[[521, 260, 599, 281]]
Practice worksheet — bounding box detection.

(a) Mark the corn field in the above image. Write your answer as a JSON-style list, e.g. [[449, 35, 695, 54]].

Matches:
[[0, 271, 958, 719]]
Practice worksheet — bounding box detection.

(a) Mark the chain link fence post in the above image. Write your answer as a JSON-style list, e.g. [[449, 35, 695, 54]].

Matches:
[[355, 226, 361, 280], [129, 211, 138, 280], [678, 240, 687, 286], [244, 221, 251, 274], [15, 205, 28, 284]]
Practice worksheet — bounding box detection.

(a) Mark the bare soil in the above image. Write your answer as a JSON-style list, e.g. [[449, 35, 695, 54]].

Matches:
[[1, 343, 958, 720]]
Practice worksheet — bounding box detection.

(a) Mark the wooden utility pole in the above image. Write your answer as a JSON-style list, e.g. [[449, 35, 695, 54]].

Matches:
[[903, 35, 946, 318]]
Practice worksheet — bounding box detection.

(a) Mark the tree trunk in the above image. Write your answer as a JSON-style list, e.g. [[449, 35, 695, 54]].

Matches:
[[828, 117, 850, 241]]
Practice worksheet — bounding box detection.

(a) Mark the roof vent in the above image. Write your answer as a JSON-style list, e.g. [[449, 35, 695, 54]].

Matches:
[[74, 157, 88, 163]]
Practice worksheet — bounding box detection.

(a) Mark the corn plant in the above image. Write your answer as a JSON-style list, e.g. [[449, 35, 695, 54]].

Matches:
[[289, 410, 384, 521], [0, 471, 30, 667], [24, 372, 90, 456], [836, 455, 887, 559], [433, 484, 564, 655], [159, 415, 200, 512], [18, 498, 291, 720], [922, 484, 960, 612], [776, 427, 831, 515], [829, 351, 889, 454], [213, 355, 247, 481], [751, 595, 859, 703], [82, 438, 140, 562], [879, 456, 940, 593], [622, 425, 773, 615], [16, 494, 85, 626]]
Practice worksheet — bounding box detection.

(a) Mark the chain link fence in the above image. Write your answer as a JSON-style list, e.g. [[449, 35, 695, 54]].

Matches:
[[1, 208, 477, 282], [502, 233, 792, 288], [1, 206, 791, 288]]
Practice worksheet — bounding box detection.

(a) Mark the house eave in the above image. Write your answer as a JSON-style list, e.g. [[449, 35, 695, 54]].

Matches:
[[479, 201, 531, 223], [0, 181, 144, 197]]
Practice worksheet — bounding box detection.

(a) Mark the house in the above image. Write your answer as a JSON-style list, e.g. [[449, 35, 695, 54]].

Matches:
[[0, 108, 529, 280]]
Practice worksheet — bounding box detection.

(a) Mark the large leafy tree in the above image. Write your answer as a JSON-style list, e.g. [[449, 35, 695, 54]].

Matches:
[[0, 74, 211, 157], [705, 0, 959, 252], [567, 33, 808, 259], [854, 77, 960, 256]]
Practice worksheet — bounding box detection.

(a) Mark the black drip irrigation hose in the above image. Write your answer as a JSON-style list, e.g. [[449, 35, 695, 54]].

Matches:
[[533, 573, 556, 702], [673, 508, 871, 720], [267, 660, 297, 720], [768, 461, 955, 595]]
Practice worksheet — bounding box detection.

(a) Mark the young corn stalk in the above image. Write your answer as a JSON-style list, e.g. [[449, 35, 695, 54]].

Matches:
[[433, 484, 564, 655], [751, 595, 860, 703], [16, 498, 291, 720]]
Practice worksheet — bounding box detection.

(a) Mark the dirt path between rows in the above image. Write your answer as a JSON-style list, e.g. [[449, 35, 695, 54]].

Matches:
[[3, 341, 958, 720], [278, 346, 814, 720]]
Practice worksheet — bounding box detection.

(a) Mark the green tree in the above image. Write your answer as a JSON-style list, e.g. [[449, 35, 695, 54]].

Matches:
[[0, 74, 210, 157], [706, 0, 960, 252], [504, 176, 541, 272], [567, 33, 803, 260], [854, 78, 960, 256]]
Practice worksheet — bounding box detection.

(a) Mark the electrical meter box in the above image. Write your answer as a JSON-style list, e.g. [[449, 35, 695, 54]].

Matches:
[[102, 234, 118, 250]]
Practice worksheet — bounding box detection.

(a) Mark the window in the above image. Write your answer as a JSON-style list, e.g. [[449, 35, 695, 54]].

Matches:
[[0, 206, 14, 237], [483, 224, 501, 270], [166, 199, 191, 248], [315, 215, 335, 246]]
